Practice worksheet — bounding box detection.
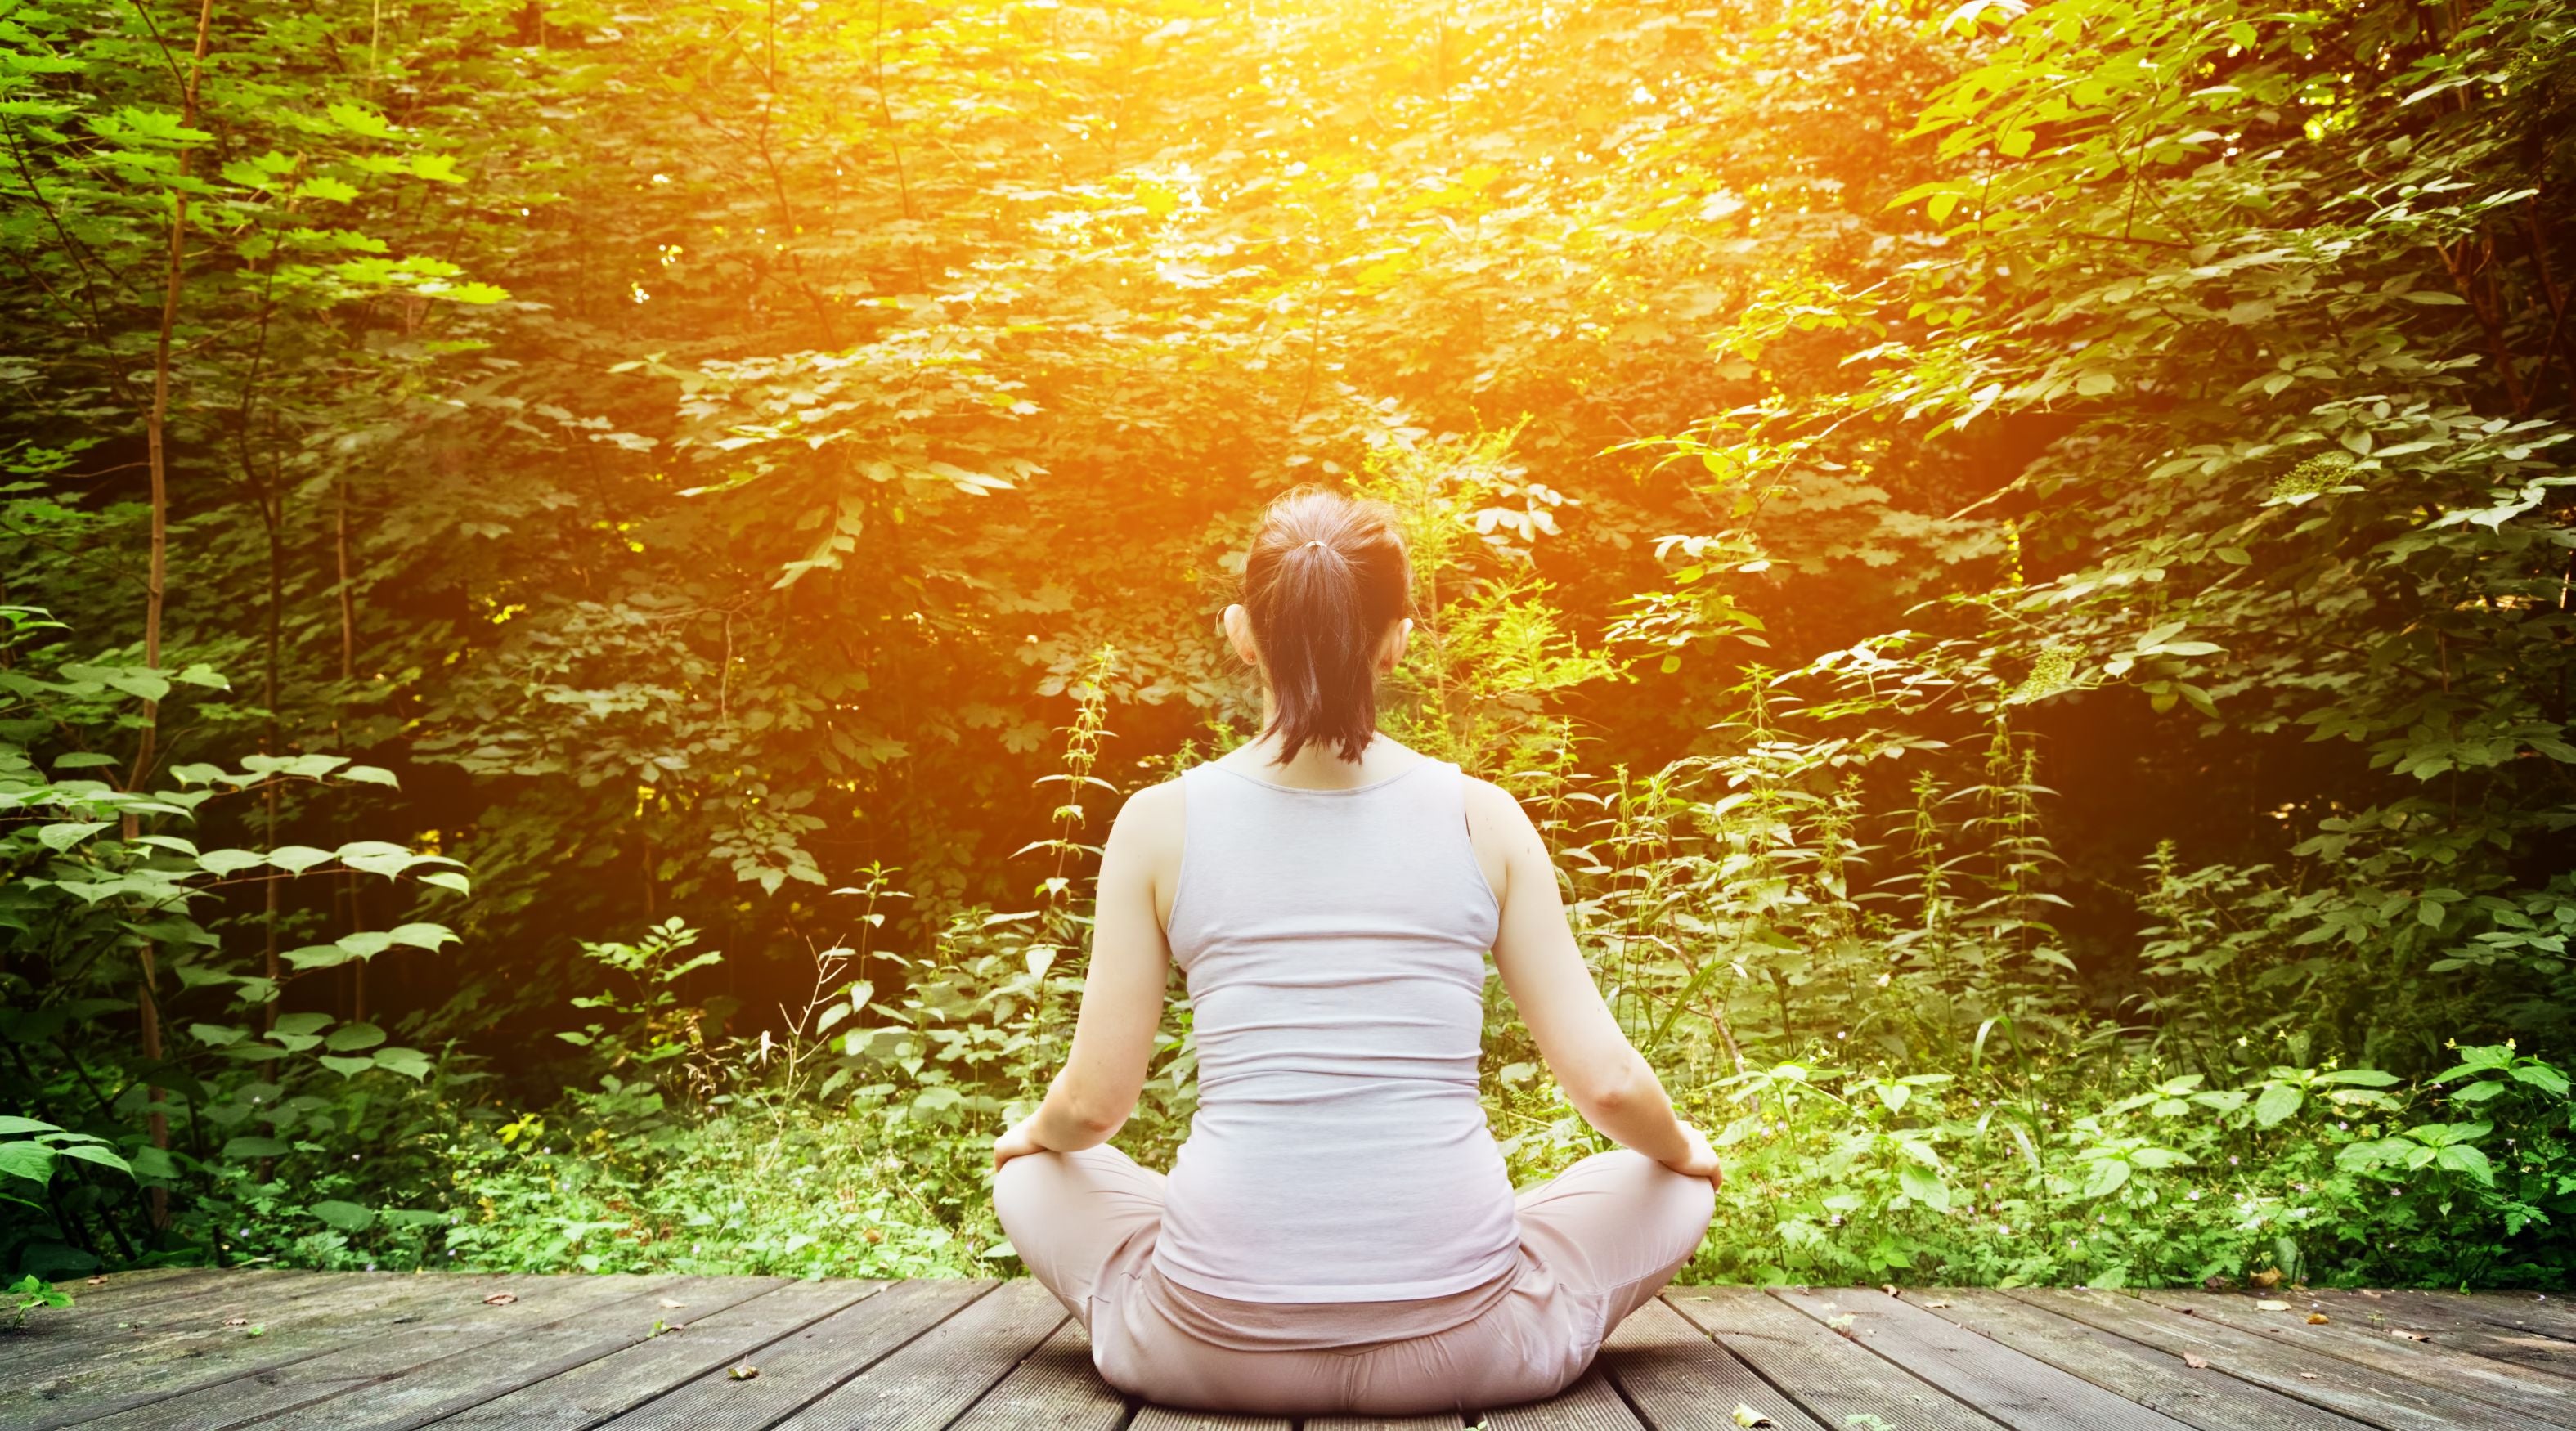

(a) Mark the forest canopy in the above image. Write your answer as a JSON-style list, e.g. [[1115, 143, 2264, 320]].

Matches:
[[2, 0, 2573, 1290]]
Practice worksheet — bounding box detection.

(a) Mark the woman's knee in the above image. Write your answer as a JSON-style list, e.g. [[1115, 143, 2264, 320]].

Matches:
[[991, 1150, 1076, 1232]]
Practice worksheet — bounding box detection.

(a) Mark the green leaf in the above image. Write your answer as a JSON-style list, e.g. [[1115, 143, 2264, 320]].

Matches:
[[1898, 1164, 1950, 1209], [36, 822, 110, 852], [323, 1021, 387, 1052], [2511, 1064, 2571, 1097], [0, 1118, 63, 1137], [53, 1145, 132, 1177], [371, 1047, 433, 1080], [272, 1012, 333, 1038], [2081, 1158, 2132, 1199], [199, 850, 269, 876], [2434, 1143, 2495, 1186], [2253, 1083, 2304, 1127], [294, 176, 361, 203], [282, 943, 357, 971], [307, 1199, 375, 1231], [0, 1142, 56, 1183], [316, 1055, 378, 1077], [222, 1137, 292, 1160], [420, 871, 472, 895]]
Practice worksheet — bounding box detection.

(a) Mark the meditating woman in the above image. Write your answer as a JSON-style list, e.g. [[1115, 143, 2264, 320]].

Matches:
[[990, 487, 1721, 1416]]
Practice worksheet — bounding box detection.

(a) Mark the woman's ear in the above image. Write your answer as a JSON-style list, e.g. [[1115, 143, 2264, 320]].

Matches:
[[1221, 603, 1261, 669], [1378, 617, 1411, 674]]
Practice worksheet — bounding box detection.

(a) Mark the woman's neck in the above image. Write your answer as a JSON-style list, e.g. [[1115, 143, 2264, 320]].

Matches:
[[1224, 707, 1421, 791]]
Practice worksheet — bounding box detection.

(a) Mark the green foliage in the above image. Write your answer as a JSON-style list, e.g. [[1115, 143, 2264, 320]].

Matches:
[[1, 0, 2571, 1288], [8, 1272, 73, 1329]]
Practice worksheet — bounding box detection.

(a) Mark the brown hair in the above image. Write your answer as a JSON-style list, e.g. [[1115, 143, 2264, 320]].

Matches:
[[1241, 487, 1413, 765]]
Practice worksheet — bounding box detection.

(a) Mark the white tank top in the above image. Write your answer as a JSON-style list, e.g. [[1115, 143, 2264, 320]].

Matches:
[[1151, 756, 1522, 1303]]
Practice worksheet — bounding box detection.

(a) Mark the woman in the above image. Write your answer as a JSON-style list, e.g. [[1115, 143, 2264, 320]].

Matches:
[[991, 488, 1720, 1416]]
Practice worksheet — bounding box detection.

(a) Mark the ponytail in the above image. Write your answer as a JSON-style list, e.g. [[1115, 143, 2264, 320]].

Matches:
[[1241, 488, 1411, 764]]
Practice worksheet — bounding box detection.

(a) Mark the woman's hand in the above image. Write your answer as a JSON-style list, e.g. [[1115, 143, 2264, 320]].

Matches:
[[991, 1117, 1049, 1172], [1662, 1121, 1725, 1191]]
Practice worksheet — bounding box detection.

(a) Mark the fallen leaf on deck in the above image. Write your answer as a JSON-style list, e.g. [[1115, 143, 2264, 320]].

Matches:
[[657, 1299, 687, 1308], [2251, 1269, 2284, 1288], [2391, 1329, 2430, 1342], [482, 1292, 518, 1306], [1732, 1405, 1774, 1428], [2307, 1312, 2331, 1324], [1880, 1284, 1898, 1297], [2300, 1372, 2320, 1380], [2183, 1354, 2209, 1369], [223, 1317, 249, 1327], [1923, 1299, 1951, 1308], [86, 1276, 106, 1286], [729, 1364, 761, 1381], [2255, 1299, 2291, 1311]]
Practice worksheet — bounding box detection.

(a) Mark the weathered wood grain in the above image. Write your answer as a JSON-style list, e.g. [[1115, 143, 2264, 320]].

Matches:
[[1127, 1408, 1289, 1431], [1771, 1286, 2194, 1431], [25, 1273, 2576, 1431], [1480, 1366, 1646, 1431], [2138, 1290, 2576, 1428], [2287, 1289, 2576, 1379], [7, 1273, 555, 1431], [2017, 1288, 2568, 1431], [262, 1275, 789, 1431], [1602, 1297, 1826, 1431], [1914, 1290, 2365, 1431], [943, 1322, 1128, 1431], [422, 1281, 877, 1431], [772, 1278, 1067, 1431], [72, 1274, 674, 1431], [1665, 1288, 2006, 1431], [591, 1278, 993, 1431]]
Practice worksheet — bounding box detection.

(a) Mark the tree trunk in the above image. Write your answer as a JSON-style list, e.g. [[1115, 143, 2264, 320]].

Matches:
[[124, 0, 219, 1234]]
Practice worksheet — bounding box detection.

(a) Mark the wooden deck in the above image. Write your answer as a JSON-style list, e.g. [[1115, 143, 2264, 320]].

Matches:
[[9, 1271, 2574, 1431]]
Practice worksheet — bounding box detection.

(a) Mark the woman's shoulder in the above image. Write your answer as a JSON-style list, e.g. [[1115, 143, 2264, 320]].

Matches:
[[1109, 774, 1188, 842]]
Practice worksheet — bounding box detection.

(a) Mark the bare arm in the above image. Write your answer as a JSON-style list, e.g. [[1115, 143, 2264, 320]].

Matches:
[[1468, 779, 1720, 1184], [993, 781, 1178, 1166]]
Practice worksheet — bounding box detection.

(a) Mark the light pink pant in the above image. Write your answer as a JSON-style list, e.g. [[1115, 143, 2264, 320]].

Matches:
[[992, 1145, 1715, 1415]]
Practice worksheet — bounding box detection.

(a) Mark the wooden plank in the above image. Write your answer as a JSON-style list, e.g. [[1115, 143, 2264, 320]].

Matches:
[[43, 1267, 234, 1318], [1306, 1416, 1466, 1430], [2457, 1294, 2576, 1341], [1915, 1290, 2366, 1431], [1480, 1366, 1645, 1430], [70, 1274, 675, 1431], [944, 1321, 1128, 1431], [1128, 1410, 1289, 1431], [773, 1279, 1067, 1431], [1772, 1286, 2192, 1431], [594, 1278, 994, 1431], [0, 1270, 343, 1361], [420, 1281, 880, 1431], [2017, 1288, 2568, 1431], [2288, 1290, 2576, 1379], [258, 1275, 791, 1431], [1602, 1298, 1826, 1431], [1665, 1288, 2005, 1431], [2137, 1290, 2576, 1428], [6, 1272, 545, 1430]]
